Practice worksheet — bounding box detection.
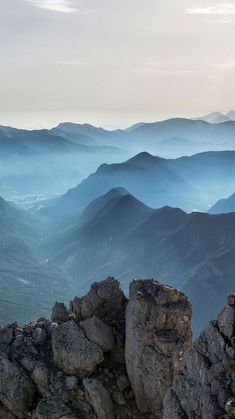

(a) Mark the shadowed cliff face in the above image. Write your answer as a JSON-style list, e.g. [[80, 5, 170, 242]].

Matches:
[[164, 294, 235, 419]]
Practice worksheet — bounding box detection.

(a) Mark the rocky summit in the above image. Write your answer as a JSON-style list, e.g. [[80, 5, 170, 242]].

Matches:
[[0, 277, 234, 418]]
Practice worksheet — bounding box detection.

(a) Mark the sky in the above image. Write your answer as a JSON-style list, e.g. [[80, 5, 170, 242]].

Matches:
[[0, 0, 235, 128]]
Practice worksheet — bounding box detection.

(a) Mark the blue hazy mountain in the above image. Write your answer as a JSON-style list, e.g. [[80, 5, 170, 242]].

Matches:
[[41, 150, 235, 219], [0, 124, 129, 207], [45, 187, 235, 335], [195, 111, 235, 124], [2, 117, 235, 207], [124, 118, 235, 150], [194, 112, 231, 124], [0, 125, 123, 155], [209, 192, 235, 214], [49, 118, 235, 155], [40, 151, 198, 218], [2, 116, 235, 158]]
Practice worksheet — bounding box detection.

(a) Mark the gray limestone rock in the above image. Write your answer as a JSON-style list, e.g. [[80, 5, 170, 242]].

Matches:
[[125, 279, 192, 414], [52, 320, 104, 377], [83, 378, 114, 419], [80, 316, 114, 352], [163, 295, 235, 418]]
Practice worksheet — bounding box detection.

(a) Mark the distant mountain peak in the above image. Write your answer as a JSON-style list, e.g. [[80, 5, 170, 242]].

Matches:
[[104, 186, 130, 197], [127, 151, 163, 166], [56, 122, 106, 133], [195, 111, 235, 124], [209, 191, 235, 214], [226, 110, 235, 120]]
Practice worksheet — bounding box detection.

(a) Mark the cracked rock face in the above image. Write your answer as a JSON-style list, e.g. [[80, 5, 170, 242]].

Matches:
[[80, 316, 114, 352], [163, 294, 235, 418], [52, 321, 104, 376], [70, 277, 128, 364], [125, 279, 192, 414]]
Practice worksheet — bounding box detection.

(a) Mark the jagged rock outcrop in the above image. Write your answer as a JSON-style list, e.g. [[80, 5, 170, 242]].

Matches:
[[0, 278, 137, 418], [125, 279, 192, 415], [1, 276, 233, 419], [51, 302, 69, 323], [164, 294, 235, 418], [70, 277, 127, 364]]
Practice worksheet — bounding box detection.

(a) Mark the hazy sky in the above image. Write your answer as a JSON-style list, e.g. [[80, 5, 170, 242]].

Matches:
[[0, 0, 235, 128]]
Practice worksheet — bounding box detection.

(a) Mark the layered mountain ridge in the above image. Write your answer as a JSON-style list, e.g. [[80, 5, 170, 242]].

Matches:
[[42, 186, 235, 334], [41, 150, 235, 217]]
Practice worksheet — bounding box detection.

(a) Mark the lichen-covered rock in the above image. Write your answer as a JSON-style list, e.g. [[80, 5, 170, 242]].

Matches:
[[163, 294, 235, 418], [125, 279, 192, 414], [52, 320, 104, 376], [83, 378, 114, 419], [0, 353, 36, 418], [80, 316, 114, 352]]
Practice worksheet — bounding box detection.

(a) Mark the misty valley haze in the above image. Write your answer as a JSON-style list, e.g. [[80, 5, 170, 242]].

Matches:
[[0, 116, 235, 336]]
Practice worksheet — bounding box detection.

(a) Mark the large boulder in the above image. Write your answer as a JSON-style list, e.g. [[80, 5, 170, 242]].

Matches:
[[70, 277, 127, 324], [80, 316, 114, 352], [163, 294, 235, 418], [83, 378, 114, 419], [52, 320, 104, 376], [0, 353, 36, 418], [125, 279, 192, 414]]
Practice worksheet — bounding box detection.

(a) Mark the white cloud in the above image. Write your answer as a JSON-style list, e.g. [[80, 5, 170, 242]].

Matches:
[[185, 4, 235, 16], [55, 60, 85, 65], [218, 61, 235, 69], [29, 0, 77, 13], [130, 63, 197, 76]]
